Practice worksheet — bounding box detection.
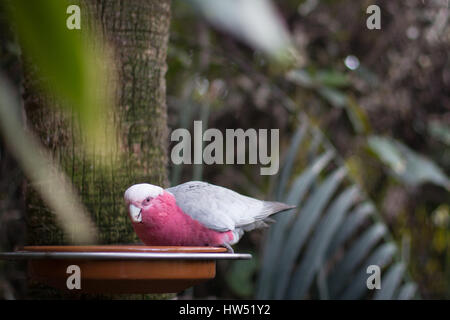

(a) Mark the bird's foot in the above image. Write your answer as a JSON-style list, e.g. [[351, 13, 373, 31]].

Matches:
[[222, 242, 234, 253]]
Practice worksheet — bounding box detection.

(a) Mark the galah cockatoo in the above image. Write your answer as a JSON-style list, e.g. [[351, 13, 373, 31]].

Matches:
[[124, 181, 294, 252]]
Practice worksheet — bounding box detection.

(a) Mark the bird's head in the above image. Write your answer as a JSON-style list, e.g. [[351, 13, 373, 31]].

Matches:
[[124, 183, 164, 223]]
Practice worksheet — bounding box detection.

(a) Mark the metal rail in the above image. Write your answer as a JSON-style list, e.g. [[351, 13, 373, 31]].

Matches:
[[0, 251, 252, 261]]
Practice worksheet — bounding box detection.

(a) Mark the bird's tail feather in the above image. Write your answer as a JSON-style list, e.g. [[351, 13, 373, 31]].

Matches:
[[238, 201, 296, 232], [262, 201, 296, 216]]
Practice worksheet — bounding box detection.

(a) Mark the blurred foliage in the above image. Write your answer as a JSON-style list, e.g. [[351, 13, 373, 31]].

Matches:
[[0, 0, 122, 299], [0, 0, 448, 300], [5, 0, 118, 156], [226, 252, 258, 298], [0, 0, 118, 251], [0, 75, 98, 245], [258, 121, 416, 299], [0, 6, 26, 300], [368, 135, 449, 190], [187, 0, 298, 67], [170, 0, 449, 299]]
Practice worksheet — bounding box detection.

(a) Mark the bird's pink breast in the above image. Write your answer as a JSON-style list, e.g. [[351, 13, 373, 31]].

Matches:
[[132, 191, 233, 247]]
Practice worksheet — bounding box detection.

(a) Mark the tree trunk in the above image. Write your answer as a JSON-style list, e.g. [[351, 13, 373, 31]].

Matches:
[[22, 0, 171, 297]]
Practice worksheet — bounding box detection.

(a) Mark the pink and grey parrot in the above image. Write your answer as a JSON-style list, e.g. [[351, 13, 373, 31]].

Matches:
[[124, 181, 294, 252]]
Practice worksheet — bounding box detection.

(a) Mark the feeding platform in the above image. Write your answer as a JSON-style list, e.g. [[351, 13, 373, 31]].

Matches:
[[0, 245, 251, 294]]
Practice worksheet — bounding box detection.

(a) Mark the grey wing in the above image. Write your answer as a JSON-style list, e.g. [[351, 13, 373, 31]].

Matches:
[[166, 181, 294, 233]]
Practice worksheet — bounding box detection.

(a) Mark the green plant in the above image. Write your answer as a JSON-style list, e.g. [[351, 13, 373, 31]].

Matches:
[[0, 0, 120, 244], [257, 119, 418, 299]]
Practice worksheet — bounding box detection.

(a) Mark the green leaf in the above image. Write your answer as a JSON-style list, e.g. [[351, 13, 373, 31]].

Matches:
[[227, 256, 258, 298], [257, 123, 416, 300], [6, 0, 117, 156], [286, 69, 350, 89], [328, 223, 387, 297], [276, 120, 309, 200], [368, 136, 450, 190], [187, 0, 294, 63], [285, 69, 315, 88], [345, 95, 370, 134], [368, 136, 406, 172], [318, 87, 347, 108], [272, 167, 347, 299], [396, 282, 417, 300], [326, 202, 375, 258], [306, 127, 324, 160], [287, 186, 359, 299], [316, 70, 350, 88], [374, 263, 405, 300], [257, 150, 333, 299], [340, 243, 397, 299], [0, 74, 97, 244], [428, 120, 450, 146]]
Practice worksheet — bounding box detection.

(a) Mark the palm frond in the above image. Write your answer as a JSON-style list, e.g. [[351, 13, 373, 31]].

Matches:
[[257, 118, 417, 300]]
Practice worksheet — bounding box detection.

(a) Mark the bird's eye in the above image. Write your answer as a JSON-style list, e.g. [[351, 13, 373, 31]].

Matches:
[[144, 197, 151, 203]]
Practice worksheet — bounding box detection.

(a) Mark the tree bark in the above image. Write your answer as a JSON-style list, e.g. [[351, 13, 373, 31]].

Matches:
[[22, 0, 171, 296]]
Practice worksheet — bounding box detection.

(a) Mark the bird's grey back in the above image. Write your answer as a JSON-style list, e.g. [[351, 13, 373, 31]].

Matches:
[[166, 181, 294, 237]]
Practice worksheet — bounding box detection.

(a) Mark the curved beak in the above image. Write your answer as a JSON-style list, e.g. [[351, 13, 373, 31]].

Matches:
[[129, 204, 142, 223]]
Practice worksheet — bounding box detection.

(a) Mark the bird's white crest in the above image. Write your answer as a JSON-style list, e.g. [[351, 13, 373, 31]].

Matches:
[[124, 183, 164, 203]]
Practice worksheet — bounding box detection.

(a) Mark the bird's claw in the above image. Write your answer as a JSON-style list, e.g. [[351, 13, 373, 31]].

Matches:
[[223, 243, 234, 253]]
